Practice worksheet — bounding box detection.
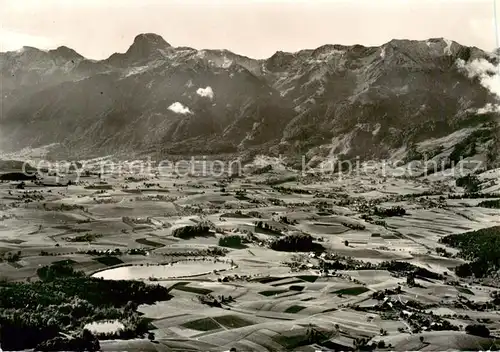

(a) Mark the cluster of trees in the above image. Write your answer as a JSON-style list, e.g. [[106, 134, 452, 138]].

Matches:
[[448, 192, 500, 199], [125, 176, 148, 182], [266, 197, 285, 205], [318, 254, 377, 272], [405, 311, 459, 334], [361, 214, 388, 228], [435, 247, 453, 258], [396, 191, 441, 200], [45, 203, 87, 212], [234, 190, 250, 200], [0, 262, 172, 350], [454, 261, 489, 278], [36, 261, 85, 281], [272, 186, 312, 195], [252, 164, 272, 174], [317, 257, 445, 281], [278, 216, 298, 225], [440, 226, 500, 278], [373, 206, 407, 217], [377, 261, 443, 280], [0, 251, 21, 263], [371, 287, 402, 300], [263, 176, 297, 186], [465, 324, 490, 338], [35, 329, 100, 352], [341, 222, 365, 230], [129, 248, 149, 255], [82, 248, 123, 256], [0, 172, 38, 182], [67, 233, 103, 242], [456, 175, 481, 193], [254, 221, 283, 235], [197, 293, 234, 307], [218, 235, 243, 248], [406, 273, 417, 287], [269, 233, 313, 252], [15, 191, 45, 202], [318, 258, 348, 271], [478, 199, 500, 209], [172, 223, 211, 239], [454, 294, 500, 312], [490, 291, 500, 305], [354, 297, 455, 334]]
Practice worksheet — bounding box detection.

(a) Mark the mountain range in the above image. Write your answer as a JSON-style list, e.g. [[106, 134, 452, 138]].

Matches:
[[1, 33, 499, 166]]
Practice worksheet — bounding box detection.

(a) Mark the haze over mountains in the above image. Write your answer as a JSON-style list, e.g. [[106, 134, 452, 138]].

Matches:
[[0, 33, 499, 165]]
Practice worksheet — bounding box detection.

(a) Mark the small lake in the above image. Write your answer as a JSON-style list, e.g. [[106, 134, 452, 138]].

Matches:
[[92, 261, 231, 280], [84, 320, 124, 334]]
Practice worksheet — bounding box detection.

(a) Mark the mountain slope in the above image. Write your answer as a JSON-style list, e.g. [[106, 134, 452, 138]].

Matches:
[[0, 34, 498, 164]]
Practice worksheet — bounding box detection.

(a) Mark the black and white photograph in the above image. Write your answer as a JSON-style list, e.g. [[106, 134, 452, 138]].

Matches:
[[1, 0, 500, 351]]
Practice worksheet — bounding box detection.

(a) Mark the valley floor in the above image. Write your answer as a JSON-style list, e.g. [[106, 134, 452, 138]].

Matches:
[[1, 160, 500, 351]]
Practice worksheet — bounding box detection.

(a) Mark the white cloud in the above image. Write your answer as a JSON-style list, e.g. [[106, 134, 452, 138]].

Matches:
[[457, 58, 500, 99], [168, 102, 192, 115], [477, 103, 500, 114], [457, 58, 500, 115], [196, 86, 214, 99]]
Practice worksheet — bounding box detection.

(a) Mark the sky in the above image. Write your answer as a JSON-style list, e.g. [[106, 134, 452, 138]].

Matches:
[[0, 0, 498, 60]]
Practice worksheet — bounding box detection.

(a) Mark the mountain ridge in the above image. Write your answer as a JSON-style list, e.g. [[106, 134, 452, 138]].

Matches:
[[0, 33, 498, 167], [2, 35, 477, 65]]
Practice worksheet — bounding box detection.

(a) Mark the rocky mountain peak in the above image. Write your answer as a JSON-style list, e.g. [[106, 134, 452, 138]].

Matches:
[[104, 33, 171, 66], [48, 46, 83, 61], [126, 33, 171, 56]]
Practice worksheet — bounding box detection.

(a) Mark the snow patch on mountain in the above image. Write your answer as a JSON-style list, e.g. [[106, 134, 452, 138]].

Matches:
[[315, 49, 345, 62], [124, 65, 150, 78], [280, 86, 295, 97], [306, 66, 328, 86], [315, 85, 325, 96], [196, 86, 214, 99], [222, 57, 233, 69], [380, 47, 386, 59], [195, 50, 207, 59], [372, 123, 382, 136], [443, 39, 453, 55], [168, 102, 192, 115]]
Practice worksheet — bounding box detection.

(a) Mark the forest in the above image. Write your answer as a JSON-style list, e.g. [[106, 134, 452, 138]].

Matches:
[[0, 262, 172, 350], [440, 226, 500, 278]]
